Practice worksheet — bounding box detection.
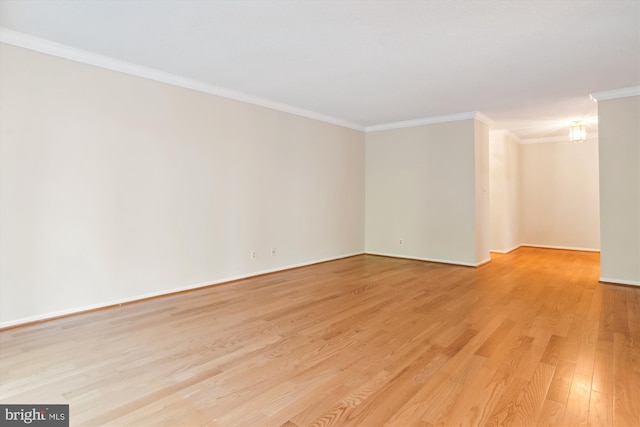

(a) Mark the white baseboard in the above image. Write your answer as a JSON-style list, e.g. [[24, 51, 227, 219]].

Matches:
[[519, 244, 600, 252], [476, 257, 492, 266], [490, 245, 522, 254], [0, 251, 364, 329], [599, 277, 640, 287], [491, 244, 600, 254], [365, 251, 482, 267]]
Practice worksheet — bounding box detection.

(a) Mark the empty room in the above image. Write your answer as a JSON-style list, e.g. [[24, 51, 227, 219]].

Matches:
[[0, 1, 639, 426]]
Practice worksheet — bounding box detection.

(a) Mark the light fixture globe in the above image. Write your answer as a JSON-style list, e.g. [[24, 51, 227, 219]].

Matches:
[[569, 121, 586, 143]]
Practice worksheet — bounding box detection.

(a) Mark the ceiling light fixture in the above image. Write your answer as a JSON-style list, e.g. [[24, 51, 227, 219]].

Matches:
[[569, 121, 586, 143]]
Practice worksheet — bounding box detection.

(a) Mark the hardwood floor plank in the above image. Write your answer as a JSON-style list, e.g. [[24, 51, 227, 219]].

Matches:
[[484, 361, 555, 426], [627, 287, 640, 339], [613, 289, 631, 336], [613, 332, 640, 426], [510, 362, 556, 426], [475, 319, 515, 358], [443, 366, 509, 426], [561, 373, 592, 427], [592, 338, 614, 395], [385, 317, 514, 424], [545, 359, 576, 405], [588, 390, 613, 427], [540, 334, 565, 365], [598, 287, 615, 342], [305, 370, 392, 427], [318, 345, 449, 426], [385, 356, 484, 426], [536, 399, 566, 427]]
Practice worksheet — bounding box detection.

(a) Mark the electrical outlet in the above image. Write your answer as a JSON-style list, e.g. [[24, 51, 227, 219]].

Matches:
[[399, 239, 404, 245], [251, 251, 257, 260], [270, 248, 276, 256]]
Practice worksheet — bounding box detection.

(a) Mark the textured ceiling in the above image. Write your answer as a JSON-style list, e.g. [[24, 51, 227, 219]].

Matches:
[[1, 0, 639, 140]]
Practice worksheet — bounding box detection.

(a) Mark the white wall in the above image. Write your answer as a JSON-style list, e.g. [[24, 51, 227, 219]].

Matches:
[[489, 131, 521, 253], [0, 43, 366, 326], [365, 118, 489, 266], [518, 139, 600, 251], [3, 41, 628, 327], [598, 95, 639, 285], [474, 120, 491, 264]]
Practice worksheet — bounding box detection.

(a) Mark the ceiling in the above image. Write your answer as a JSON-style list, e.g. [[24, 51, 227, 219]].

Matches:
[[1, 0, 639, 140]]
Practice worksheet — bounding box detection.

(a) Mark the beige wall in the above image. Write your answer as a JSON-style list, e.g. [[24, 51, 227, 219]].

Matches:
[[365, 118, 489, 266], [4, 40, 632, 327], [0, 43, 366, 326], [474, 120, 491, 263], [489, 131, 521, 252], [519, 139, 600, 251], [598, 95, 640, 285]]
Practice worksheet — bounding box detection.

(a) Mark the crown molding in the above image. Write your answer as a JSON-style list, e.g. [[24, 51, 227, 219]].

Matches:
[[490, 129, 510, 137], [519, 134, 598, 145], [473, 112, 494, 127], [366, 111, 493, 132], [590, 86, 640, 101], [505, 131, 522, 144], [490, 129, 522, 143], [0, 28, 365, 132]]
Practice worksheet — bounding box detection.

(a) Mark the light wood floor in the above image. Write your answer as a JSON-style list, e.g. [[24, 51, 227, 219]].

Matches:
[[1, 248, 639, 426]]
